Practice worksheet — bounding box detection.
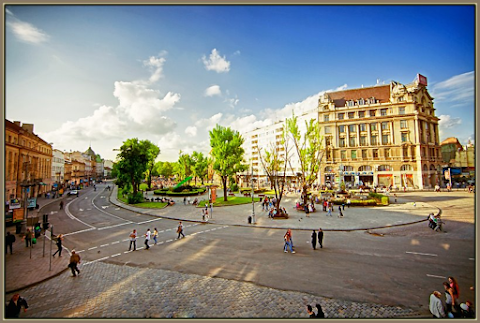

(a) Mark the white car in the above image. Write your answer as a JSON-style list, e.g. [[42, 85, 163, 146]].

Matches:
[[69, 190, 78, 195]]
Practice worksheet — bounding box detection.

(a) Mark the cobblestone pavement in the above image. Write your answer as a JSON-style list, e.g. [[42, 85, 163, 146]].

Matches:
[[6, 262, 425, 318]]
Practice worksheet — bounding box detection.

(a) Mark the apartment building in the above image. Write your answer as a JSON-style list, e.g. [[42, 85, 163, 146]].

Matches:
[[319, 75, 442, 189]]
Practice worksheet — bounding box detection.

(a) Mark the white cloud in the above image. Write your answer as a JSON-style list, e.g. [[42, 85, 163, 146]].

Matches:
[[431, 71, 474, 104], [185, 126, 197, 136], [143, 54, 167, 83], [233, 50, 241, 56], [195, 113, 223, 132], [438, 115, 462, 129], [7, 19, 49, 44], [226, 96, 239, 108], [202, 48, 230, 73], [204, 85, 222, 97], [6, 8, 14, 16]]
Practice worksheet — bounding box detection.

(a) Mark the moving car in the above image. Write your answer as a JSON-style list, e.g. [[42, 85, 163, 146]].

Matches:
[[69, 190, 78, 195]]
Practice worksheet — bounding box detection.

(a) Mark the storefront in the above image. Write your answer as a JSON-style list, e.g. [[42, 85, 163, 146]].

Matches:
[[377, 174, 393, 187], [359, 172, 374, 187]]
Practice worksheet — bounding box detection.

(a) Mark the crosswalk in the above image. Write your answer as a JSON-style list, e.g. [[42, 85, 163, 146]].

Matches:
[[80, 224, 229, 266]]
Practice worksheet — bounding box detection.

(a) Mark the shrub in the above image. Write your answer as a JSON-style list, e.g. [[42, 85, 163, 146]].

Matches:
[[127, 192, 144, 204], [230, 183, 239, 192]]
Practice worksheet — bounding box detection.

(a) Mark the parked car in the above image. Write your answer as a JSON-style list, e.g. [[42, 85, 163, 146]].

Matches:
[[69, 190, 78, 195]]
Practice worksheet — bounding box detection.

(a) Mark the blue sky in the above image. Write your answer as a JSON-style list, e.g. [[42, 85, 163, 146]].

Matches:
[[5, 5, 475, 161]]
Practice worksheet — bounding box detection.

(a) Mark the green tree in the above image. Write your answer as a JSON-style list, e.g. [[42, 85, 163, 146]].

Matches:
[[209, 125, 247, 201], [286, 114, 325, 206], [115, 138, 150, 198], [156, 161, 175, 180], [177, 150, 193, 182], [191, 151, 209, 185], [143, 140, 161, 190]]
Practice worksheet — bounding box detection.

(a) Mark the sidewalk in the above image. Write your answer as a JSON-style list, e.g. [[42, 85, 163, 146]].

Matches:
[[5, 193, 70, 293], [5, 185, 438, 293]]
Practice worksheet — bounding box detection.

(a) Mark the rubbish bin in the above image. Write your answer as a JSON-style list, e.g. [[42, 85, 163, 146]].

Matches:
[[15, 223, 22, 234], [248, 216, 252, 224]]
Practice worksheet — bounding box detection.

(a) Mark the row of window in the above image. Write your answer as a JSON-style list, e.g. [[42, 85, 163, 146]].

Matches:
[[325, 120, 409, 135], [324, 107, 406, 122], [327, 132, 410, 147], [325, 164, 413, 172]]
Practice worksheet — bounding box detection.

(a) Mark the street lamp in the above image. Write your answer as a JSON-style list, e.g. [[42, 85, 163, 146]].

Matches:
[[251, 163, 256, 224]]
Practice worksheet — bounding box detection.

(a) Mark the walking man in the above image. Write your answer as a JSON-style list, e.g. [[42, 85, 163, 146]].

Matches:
[[144, 228, 151, 249], [5, 294, 28, 318], [283, 229, 295, 253], [59, 200, 64, 210], [24, 229, 32, 248], [311, 230, 317, 250], [53, 234, 63, 257], [177, 221, 185, 239], [153, 228, 158, 245], [327, 205, 332, 216], [338, 205, 344, 218], [128, 229, 137, 251], [6, 232, 15, 255], [69, 250, 81, 277], [318, 228, 324, 248]]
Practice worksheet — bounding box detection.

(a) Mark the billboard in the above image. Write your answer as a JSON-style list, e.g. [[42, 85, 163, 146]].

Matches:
[[417, 73, 427, 86]]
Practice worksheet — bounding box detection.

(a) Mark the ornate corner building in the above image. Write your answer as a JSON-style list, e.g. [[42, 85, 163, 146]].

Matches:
[[319, 75, 442, 189]]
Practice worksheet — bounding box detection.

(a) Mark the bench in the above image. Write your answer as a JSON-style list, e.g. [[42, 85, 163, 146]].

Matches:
[[228, 193, 235, 196]]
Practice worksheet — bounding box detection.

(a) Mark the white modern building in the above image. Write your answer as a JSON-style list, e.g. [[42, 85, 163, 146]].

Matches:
[[51, 149, 65, 189]]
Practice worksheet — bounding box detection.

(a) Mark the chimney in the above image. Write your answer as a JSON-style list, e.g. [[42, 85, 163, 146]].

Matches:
[[14, 121, 21, 127], [22, 123, 34, 133]]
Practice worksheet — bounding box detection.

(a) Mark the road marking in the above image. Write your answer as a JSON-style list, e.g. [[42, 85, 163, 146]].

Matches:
[[469, 258, 475, 261], [110, 253, 121, 258], [166, 229, 171, 231], [137, 218, 163, 225], [166, 239, 173, 243], [100, 244, 109, 247], [76, 250, 85, 253], [406, 251, 437, 257], [65, 200, 96, 229], [427, 274, 447, 279], [159, 230, 164, 233], [83, 256, 109, 265], [111, 241, 120, 245], [88, 246, 98, 250], [63, 228, 96, 237], [97, 222, 133, 231]]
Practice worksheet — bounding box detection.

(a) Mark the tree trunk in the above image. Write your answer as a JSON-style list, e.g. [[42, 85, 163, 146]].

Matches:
[[222, 176, 228, 201], [302, 184, 308, 206]]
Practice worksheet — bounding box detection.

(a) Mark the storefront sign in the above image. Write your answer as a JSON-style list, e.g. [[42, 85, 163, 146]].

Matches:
[[9, 199, 21, 210], [27, 198, 37, 209]]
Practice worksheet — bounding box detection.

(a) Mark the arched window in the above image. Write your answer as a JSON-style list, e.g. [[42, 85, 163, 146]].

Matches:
[[401, 165, 412, 171], [358, 165, 372, 171], [345, 166, 354, 171], [429, 165, 436, 171], [378, 165, 390, 171], [423, 164, 428, 172]]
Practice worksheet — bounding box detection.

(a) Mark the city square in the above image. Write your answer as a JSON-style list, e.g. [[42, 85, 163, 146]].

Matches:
[[3, 4, 476, 320]]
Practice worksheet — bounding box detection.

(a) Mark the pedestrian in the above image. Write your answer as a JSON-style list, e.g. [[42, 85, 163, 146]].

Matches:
[[460, 301, 475, 318], [342, 202, 345, 210], [306, 305, 316, 318], [5, 231, 15, 255], [53, 234, 63, 257], [68, 250, 81, 277], [443, 281, 455, 317], [318, 228, 324, 248], [346, 198, 351, 208], [24, 229, 32, 248], [59, 200, 64, 210], [315, 303, 325, 318], [210, 202, 213, 217], [429, 291, 446, 318], [144, 228, 151, 249], [283, 229, 295, 254], [128, 229, 137, 251], [394, 194, 397, 203], [323, 200, 327, 212], [153, 228, 158, 245], [177, 221, 185, 239], [448, 276, 461, 311], [183, 197, 186, 205], [311, 230, 317, 250], [76, 191, 79, 197], [5, 293, 29, 318], [327, 205, 332, 217], [338, 205, 344, 218], [187, 196, 191, 205]]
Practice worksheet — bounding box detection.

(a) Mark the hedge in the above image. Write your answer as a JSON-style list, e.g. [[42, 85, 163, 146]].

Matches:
[[153, 187, 206, 196], [331, 199, 377, 206]]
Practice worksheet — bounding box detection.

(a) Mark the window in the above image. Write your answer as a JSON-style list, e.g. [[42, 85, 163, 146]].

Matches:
[[402, 147, 409, 158], [360, 136, 367, 146], [358, 98, 365, 105], [324, 115, 329, 122], [381, 122, 389, 130], [361, 150, 368, 159], [384, 148, 390, 159], [421, 147, 426, 157], [339, 125, 346, 133], [411, 146, 416, 159], [380, 109, 387, 116], [338, 113, 345, 120], [378, 165, 390, 171], [325, 137, 332, 146], [382, 134, 389, 145], [349, 136, 356, 147], [348, 124, 356, 133], [347, 100, 354, 107], [400, 120, 408, 129], [348, 112, 355, 119], [401, 133, 408, 143], [370, 110, 376, 117], [8, 135, 11, 143], [359, 165, 371, 171], [369, 97, 376, 104], [351, 150, 357, 159], [339, 138, 346, 147], [358, 111, 365, 118], [371, 135, 378, 145], [341, 150, 346, 160], [399, 107, 405, 115], [373, 149, 379, 159], [345, 166, 354, 171], [401, 164, 412, 171], [370, 123, 377, 131], [325, 126, 331, 134], [359, 123, 367, 132]]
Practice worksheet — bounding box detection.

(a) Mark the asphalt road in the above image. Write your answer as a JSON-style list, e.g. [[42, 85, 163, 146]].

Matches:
[[38, 184, 475, 315]]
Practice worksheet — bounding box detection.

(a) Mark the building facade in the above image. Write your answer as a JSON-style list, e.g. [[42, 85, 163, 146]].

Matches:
[[5, 120, 53, 201], [52, 149, 65, 191], [319, 76, 442, 189]]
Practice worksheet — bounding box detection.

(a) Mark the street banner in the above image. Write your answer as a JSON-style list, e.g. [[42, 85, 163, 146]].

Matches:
[[444, 168, 450, 180], [27, 198, 37, 209], [9, 199, 21, 210]]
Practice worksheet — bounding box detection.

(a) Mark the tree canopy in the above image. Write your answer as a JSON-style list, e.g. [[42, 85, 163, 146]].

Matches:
[[209, 125, 247, 201]]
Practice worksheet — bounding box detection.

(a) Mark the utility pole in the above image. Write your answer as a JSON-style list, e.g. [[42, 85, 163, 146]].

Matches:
[[251, 164, 255, 224]]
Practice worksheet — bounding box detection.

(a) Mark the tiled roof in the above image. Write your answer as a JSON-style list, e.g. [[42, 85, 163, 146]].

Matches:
[[327, 85, 391, 107]]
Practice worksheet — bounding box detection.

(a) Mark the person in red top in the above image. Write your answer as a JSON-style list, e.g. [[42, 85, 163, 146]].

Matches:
[[448, 276, 460, 306]]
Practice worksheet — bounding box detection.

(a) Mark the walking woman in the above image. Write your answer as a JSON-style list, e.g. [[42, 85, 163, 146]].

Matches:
[[53, 234, 63, 257]]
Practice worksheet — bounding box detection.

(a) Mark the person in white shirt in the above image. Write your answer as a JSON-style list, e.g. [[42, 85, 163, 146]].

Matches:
[[144, 229, 151, 250], [128, 229, 137, 251], [429, 291, 446, 318]]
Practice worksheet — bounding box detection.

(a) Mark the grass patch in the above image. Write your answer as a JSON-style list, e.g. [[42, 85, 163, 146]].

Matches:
[[199, 196, 261, 207], [134, 202, 168, 208]]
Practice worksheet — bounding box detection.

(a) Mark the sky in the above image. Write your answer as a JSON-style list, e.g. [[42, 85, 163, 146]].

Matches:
[[4, 5, 475, 162]]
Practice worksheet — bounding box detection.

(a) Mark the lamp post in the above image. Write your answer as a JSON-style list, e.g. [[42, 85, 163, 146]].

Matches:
[[251, 164, 255, 224]]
